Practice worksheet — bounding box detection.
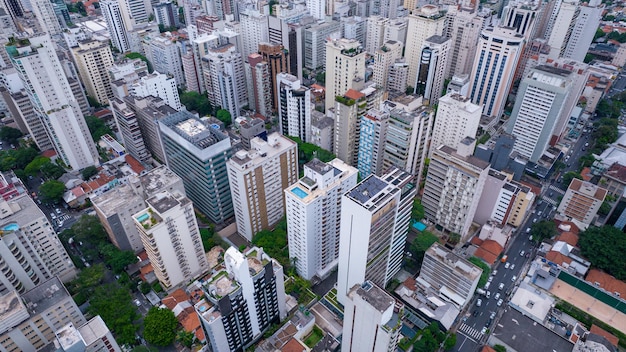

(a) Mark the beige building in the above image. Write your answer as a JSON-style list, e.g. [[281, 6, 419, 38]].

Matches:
[[72, 39, 115, 105], [324, 38, 366, 113], [558, 178, 607, 226], [372, 40, 403, 91], [613, 43, 626, 67], [333, 89, 367, 166], [226, 133, 298, 241]]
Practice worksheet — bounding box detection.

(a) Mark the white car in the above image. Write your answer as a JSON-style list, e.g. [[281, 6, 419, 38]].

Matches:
[[481, 327, 488, 334], [494, 293, 500, 301], [511, 275, 517, 282], [499, 283, 505, 290], [510, 264, 515, 270], [486, 291, 491, 299], [520, 250, 525, 257], [497, 299, 503, 307], [504, 262, 510, 269], [477, 298, 483, 307]]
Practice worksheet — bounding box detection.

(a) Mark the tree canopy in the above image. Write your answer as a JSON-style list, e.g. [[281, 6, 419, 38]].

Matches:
[[216, 109, 232, 127], [579, 226, 626, 280], [287, 136, 335, 174], [252, 217, 289, 267], [88, 284, 139, 346], [412, 198, 425, 221], [84, 115, 113, 142], [468, 257, 491, 288], [180, 91, 213, 116], [39, 180, 66, 204], [125, 52, 153, 72], [0, 126, 23, 145], [562, 171, 583, 187], [82, 165, 98, 180], [409, 231, 439, 264], [100, 243, 138, 273], [530, 220, 558, 243], [143, 307, 178, 346], [24, 156, 51, 176]]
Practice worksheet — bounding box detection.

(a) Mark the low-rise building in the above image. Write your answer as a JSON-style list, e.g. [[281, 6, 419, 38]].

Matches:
[[557, 178, 607, 227]]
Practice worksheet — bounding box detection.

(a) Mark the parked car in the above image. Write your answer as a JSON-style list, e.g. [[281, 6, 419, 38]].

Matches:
[[504, 262, 510, 269], [510, 264, 515, 270], [520, 250, 525, 257], [511, 275, 517, 282], [499, 283, 505, 290], [494, 293, 501, 301], [497, 299, 503, 307], [477, 299, 483, 307]]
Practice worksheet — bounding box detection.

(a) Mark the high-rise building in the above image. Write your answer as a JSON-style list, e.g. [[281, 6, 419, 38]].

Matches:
[[195, 247, 287, 352], [285, 158, 358, 280], [366, 16, 389, 55], [547, 0, 602, 62], [358, 109, 389, 178], [304, 21, 342, 71], [341, 281, 402, 352], [134, 190, 209, 290], [430, 92, 481, 156], [474, 169, 534, 227], [72, 39, 114, 106], [324, 38, 366, 113], [415, 35, 450, 105], [1, 89, 53, 151], [558, 178, 607, 226], [307, 0, 325, 20], [333, 89, 367, 167], [468, 26, 524, 118], [32, 0, 62, 35], [422, 138, 490, 240], [110, 97, 150, 162], [248, 53, 272, 117], [404, 5, 446, 94], [382, 107, 433, 184], [418, 243, 482, 308], [501, 0, 540, 40], [506, 65, 573, 162], [342, 16, 367, 48], [153, 1, 179, 28], [446, 8, 485, 78], [227, 133, 298, 241], [1, 0, 23, 21], [101, 0, 130, 52], [277, 72, 311, 142], [311, 111, 334, 151], [387, 59, 410, 93], [337, 169, 415, 304], [240, 10, 269, 59], [159, 111, 234, 223], [0, 277, 87, 351], [258, 42, 289, 112], [7, 34, 98, 170], [372, 40, 403, 91], [202, 44, 247, 117], [144, 36, 184, 87]]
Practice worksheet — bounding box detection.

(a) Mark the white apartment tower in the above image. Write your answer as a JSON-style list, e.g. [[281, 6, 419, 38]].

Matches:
[[240, 10, 269, 59], [72, 39, 115, 106], [506, 65, 573, 162], [446, 8, 485, 78], [101, 0, 130, 52], [324, 38, 366, 113], [342, 281, 402, 352], [547, 0, 603, 62], [468, 26, 524, 118], [129, 71, 182, 111], [285, 159, 358, 280], [307, 0, 325, 20], [227, 133, 298, 241], [404, 5, 446, 94], [277, 73, 312, 142], [32, 0, 62, 35], [202, 44, 248, 117], [372, 40, 403, 91], [337, 169, 416, 304], [430, 92, 482, 156], [7, 34, 98, 170], [134, 191, 209, 291], [422, 138, 490, 241], [144, 36, 184, 87], [366, 16, 389, 55], [415, 35, 450, 105]]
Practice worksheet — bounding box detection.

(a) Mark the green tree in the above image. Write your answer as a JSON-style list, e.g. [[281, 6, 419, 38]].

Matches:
[[0, 126, 23, 145], [143, 307, 178, 346], [87, 95, 103, 108], [253, 226, 289, 267], [180, 91, 213, 116], [24, 156, 50, 176], [67, 263, 105, 298], [315, 72, 325, 85], [406, 86, 414, 95], [579, 154, 596, 168], [84, 115, 113, 142], [443, 333, 457, 351], [594, 27, 606, 40], [409, 231, 439, 264], [39, 180, 66, 204], [216, 109, 232, 127], [494, 345, 507, 352], [530, 220, 558, 243], [82, 165, 98, 180], [562, 171, 583, 187], [579, 225, 626, 280], [89, 284, 139, 345], [412, 198, 425, 221], [100, 243, 138, 273], [40, 161, 65, 179], [584, 54, 595, 63], [287, 136, 335, 174], [13, 147, 39, 169], [598, 201, 612, 216], [125, 52, 153, 72], [176, 330, 195, 348]]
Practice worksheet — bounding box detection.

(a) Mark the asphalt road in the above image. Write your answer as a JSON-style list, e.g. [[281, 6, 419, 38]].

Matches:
[[452, 130, 589, 351]]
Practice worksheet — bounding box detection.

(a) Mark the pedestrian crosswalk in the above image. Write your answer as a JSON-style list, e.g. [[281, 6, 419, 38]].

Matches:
[[549, 185, 565, 195], [57, 214, 70, 222], [543, 197, 557, 206], [459, 323, 483, 341]]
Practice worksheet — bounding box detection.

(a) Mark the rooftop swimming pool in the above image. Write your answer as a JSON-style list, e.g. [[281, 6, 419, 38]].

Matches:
[[137, 213, 149, 222], [291, 186, 308, 199], [2, 223, 19, 232]]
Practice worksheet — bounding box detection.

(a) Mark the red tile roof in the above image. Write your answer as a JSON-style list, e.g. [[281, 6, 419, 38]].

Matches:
[[481, 346, 497, 352], [162, 289, 190, 310], [605, 163, 626, 183], [41, 149, 57, 158], [344, 89, 365, 100], [545, 251, 572, 266], [555, 232, 579, 247], [481, 240, 503, 257], [281, 338, 308, 352], [403, 277, 417, 291], [94, 109, 112, 118], [124, 155, 145, 175], [586, 269, 626, 298], [474, 247, 498, 265]]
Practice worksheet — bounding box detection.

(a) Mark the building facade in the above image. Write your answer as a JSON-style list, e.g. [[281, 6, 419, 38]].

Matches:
[[324, 38, 366, 113], [72, 39, 115, 106], [557, 178, 607, 226], [430, 93, 481, 156], [277, 72, 311, 142]]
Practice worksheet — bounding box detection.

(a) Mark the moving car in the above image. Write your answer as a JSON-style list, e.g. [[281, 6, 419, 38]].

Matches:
[[511, 275, 517, 282], [499, 283, 505, 290], [497, 299, 503, 307], [494, 293, 501, 301], [504, 262, 510, 269], [477, 299, 483, 307]]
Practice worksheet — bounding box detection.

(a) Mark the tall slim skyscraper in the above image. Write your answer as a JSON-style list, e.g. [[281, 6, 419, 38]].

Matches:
[[258, 42, 289, 112], [134, 190, 209, 291], [337, 168, 415, 304], [547, 0, 602, 62], [404, 5, 446, 93], [159, 111, 234, 223], [240, 10, 269, 59], [248, 53, 272, 117], [324, 38, 366, 113], [506, 65, 573, 162], [342, 281, 402, 352], [7, 34, 98, 170], [144, 36, 184, 87], [72, 39, 114, 105], [333, 89, 367, 167], [468, 26, 524, 118], [372, 40, 403, 91], [285, 159, 358, 280], [430, 92, 482, 156], [446, 8, 485, 78], [415, 35, 450, 105], [32, 0, 62, 35], [422, 138, 489, 241], [202, 44, 248, 117], [277, 72, 311, 142], [101, 0, 130, 52], [227, 133, 298, 241], [358, 109, 389, 178]]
